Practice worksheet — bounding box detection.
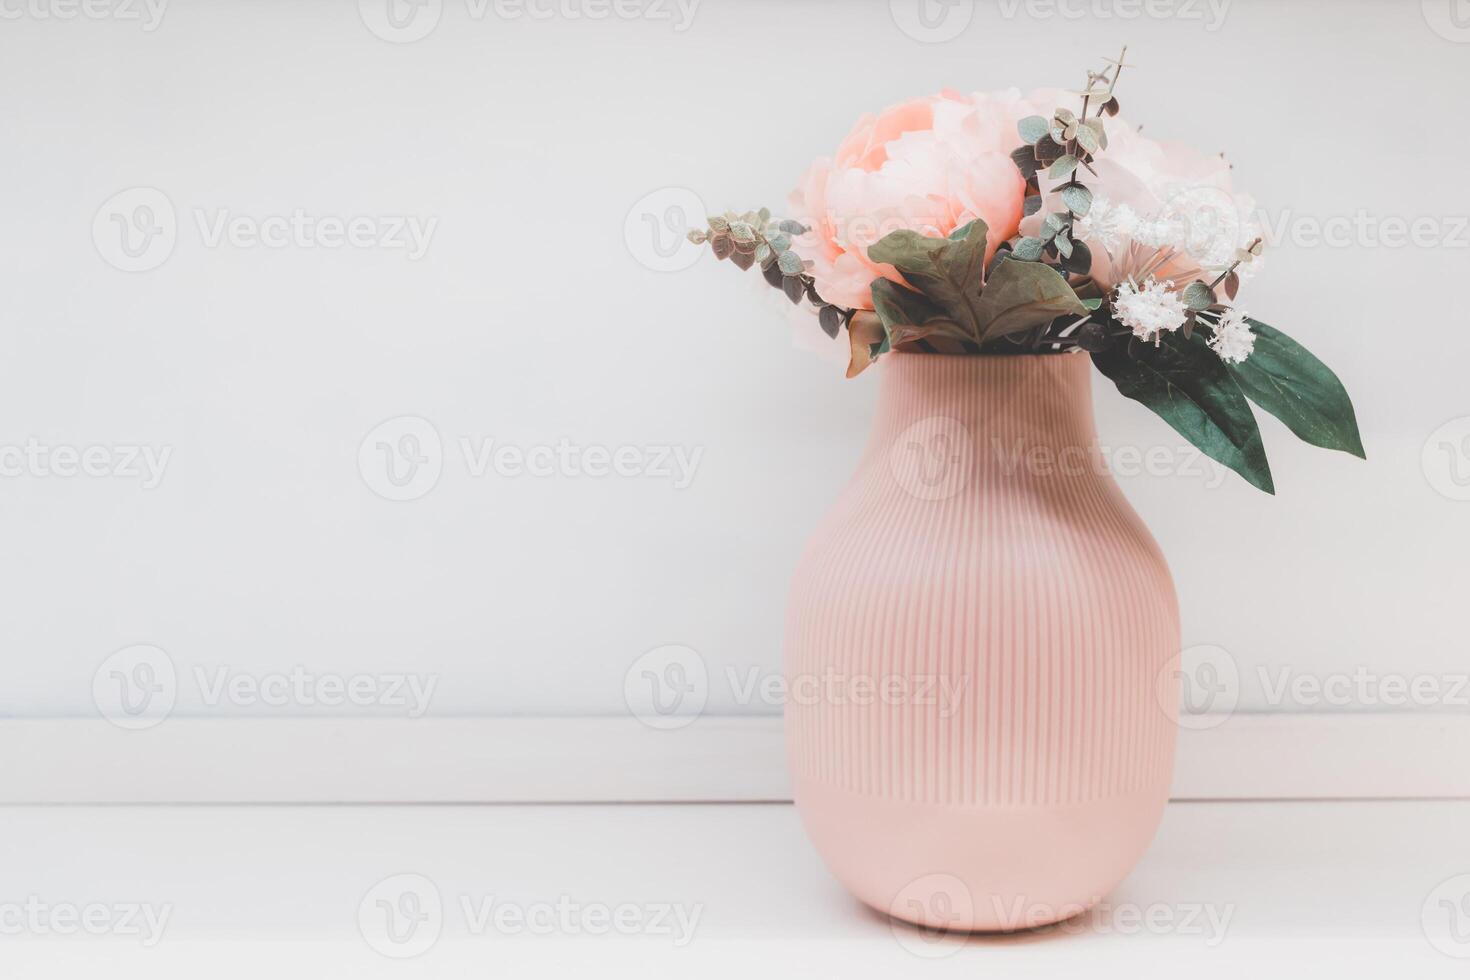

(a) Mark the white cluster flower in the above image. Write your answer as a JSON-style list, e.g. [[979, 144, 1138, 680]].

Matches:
[[1113, 277, 1189, 342], [1074, 195, 1138, 255], [1208, 308, 1256, 364]]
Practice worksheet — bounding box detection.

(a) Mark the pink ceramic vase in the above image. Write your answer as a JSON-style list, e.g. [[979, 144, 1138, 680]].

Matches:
[[784, 351, 1180, 932]]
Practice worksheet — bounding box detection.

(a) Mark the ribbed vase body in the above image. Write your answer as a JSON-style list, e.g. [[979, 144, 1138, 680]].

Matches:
[[784, 352, 1180, 931]]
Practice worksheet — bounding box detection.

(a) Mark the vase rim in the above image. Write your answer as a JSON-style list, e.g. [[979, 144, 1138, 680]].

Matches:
[[886, 349, 1084, 361]]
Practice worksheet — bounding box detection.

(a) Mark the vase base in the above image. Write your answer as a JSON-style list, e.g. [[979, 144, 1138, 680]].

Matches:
[[792, 775, 1172, 933]]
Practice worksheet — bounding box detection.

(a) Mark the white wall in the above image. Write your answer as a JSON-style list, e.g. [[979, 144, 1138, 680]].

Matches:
[[0, 0, 1464, 721]]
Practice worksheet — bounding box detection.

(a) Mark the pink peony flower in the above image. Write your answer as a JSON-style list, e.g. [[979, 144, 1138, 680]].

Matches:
[[789, 90, 1055, 311]]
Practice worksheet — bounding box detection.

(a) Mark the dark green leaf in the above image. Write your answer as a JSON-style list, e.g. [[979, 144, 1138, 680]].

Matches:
[[868, 221, 990, 341], [973, 256, 1088, 342], [870, 278, 965, 348], [1059, 239, 1092, 275], [1228, 319, 1365, 459], [1010, 145, 1039, 179], [1093, 332, 1275, 493], [818, 304, 842, 338], [782, 275, 805, 304]]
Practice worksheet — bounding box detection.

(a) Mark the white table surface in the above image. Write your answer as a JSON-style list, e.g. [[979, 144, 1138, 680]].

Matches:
[[1, 800, 1467, 977]]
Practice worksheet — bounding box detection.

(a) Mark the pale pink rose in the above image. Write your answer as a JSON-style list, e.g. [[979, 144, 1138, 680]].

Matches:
[[790, 89, 1047, 311]]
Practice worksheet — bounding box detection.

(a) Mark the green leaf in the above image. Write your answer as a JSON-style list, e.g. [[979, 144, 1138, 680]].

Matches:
[[973, 255, 1088, 342], [868, 221, 990, 341], [1228, 319, 1365, 459], [1093, 332, 1275, 493], [870, 278, 966, 348], [1011, 237, 1045, 261], [1060, 184, 1093, 216], [1182, 282, 1216, 311], [1018, 115, 1049, 145], [1082, 118, 1108, 150], [1073, 122, 1100, 154], [1049, 155, 1079, 180], [777, 250, 803, 276]]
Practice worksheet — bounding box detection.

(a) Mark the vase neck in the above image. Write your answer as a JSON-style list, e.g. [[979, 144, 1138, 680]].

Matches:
[[871, 352, 1097, 450]]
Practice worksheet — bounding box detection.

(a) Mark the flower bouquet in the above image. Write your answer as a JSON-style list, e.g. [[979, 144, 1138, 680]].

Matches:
[[689, 48, 1363, 494]]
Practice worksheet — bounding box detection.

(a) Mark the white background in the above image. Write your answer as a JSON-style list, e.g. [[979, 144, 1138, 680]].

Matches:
[[0, 0, 1466, 724]]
